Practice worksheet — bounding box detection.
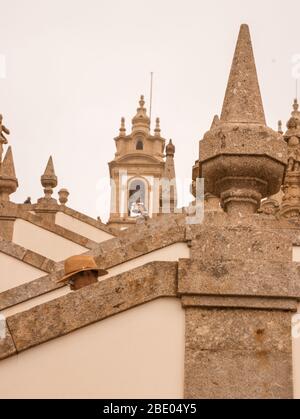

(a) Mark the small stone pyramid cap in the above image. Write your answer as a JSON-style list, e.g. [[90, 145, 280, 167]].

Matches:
[[43, 156, 56, 177], [0, 146, 18, 200], [41, 156, 57, 186], [210, 115, 220, 129], [1, 146, 17, 179], [40, 156, 57, 201], [220, 24, 266, 125]]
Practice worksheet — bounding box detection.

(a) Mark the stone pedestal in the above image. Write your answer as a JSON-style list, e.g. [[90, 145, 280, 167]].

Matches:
[[178, 221, 300, 399], [183, 303, 294, 399], [34, 199, 58, 224], [0, 216, 15, 240], [0, 202, 18, 240]]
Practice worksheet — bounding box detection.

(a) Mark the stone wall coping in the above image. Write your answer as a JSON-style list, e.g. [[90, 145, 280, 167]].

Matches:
[[0, 238, 57, 273], [0, 215, 187, 311], [178, 258, 300, 299], [0, 261, 178, 359], [181, 296, 298, 312]]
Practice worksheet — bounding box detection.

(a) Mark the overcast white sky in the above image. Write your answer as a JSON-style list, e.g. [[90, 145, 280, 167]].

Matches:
[[1, 0, 300, 221]]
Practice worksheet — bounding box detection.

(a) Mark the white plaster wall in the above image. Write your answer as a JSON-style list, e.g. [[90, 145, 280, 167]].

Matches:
[[0, 299, 185, 399], [0, 252, 45, 293], [55, 213, 114, 243], [12, 219, 88, 262], [291, 247, 300, 399], [293, 247, 300, 263], [105, 242, 190, 279], [293, 311, 300, 399]]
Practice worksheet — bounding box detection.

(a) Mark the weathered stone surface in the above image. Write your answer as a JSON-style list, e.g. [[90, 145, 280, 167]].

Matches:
[[186, 308, 292, 352], [198, 25, 287, 215], [181, 213, 299, 399], [0, 218, 15, 241], [184, 308, 293, 399], [6, 261, 178, 354], [185, 350, 293, 399], [181, 296, 298, 311], [220, 24, 266, 125], [189, 224, 293, 262], [280, 100, 300, 220], [0, 322, 17, 360], [178, 259, 300, 298], [0, 274, 64, 311], [0, 146, 18, 203]]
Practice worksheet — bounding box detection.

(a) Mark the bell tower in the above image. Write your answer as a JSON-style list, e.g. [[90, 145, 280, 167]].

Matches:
[[108, 95, 177, 230]]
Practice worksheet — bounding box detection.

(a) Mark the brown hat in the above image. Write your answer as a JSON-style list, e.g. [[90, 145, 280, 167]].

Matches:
[[57, 255, 108, 283]]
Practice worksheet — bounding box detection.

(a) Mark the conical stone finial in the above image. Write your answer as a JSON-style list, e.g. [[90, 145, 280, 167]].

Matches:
[[199, 24, 287, 216], [1, 146, 17, 179], [220, 24, 266, 125], [41, 156, 57, 200], [0, 146, 18, 201]]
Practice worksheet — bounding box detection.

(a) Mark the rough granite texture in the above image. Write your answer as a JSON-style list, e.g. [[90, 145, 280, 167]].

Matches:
[[181, 296, 298, 311], [220, 24, 266, 125], [184, 308, 293, 399], [0, 322, 17, 360], [178, 258, 300, 298], [180, 23, 297, 399], [198, 25, 287, 215]]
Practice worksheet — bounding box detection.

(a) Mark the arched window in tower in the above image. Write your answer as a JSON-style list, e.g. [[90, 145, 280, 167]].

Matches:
[[128, 178, 148, 217], [136, 139, 144, 151]]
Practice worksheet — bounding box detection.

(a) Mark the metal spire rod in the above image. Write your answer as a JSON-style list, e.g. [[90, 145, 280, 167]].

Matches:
[[149, 72, 154, 125]]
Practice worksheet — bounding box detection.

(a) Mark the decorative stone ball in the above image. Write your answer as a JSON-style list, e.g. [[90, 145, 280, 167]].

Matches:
[[288, 136, 300, 147], [287, 117, 299, 130]]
